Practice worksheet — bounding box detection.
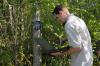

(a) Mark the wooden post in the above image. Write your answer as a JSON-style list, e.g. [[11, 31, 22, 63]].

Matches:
[[33, 10, 42, 66]]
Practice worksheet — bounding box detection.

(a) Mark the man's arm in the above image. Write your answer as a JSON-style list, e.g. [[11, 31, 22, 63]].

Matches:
[[63, 47, 81, 55], [50, 47, 81, 56]]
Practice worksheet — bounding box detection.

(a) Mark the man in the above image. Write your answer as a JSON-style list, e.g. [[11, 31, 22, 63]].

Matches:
[[51, 5, 93, 66]]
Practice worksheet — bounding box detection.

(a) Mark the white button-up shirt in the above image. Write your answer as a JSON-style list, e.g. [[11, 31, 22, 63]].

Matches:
[[65, 14, 93, 66]]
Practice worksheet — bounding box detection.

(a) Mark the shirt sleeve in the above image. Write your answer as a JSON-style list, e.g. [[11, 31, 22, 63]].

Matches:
[[65, 23, 82, 48]]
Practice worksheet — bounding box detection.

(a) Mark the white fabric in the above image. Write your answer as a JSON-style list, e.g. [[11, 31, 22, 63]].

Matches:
[[64, 14, 93, 66]]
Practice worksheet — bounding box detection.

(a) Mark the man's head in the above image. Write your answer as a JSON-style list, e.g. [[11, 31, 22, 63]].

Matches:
[[52, 5, 70, 24]]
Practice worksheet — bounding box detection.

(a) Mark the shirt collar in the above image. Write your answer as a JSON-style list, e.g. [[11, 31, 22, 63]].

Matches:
[[63, 13, 74, 26]]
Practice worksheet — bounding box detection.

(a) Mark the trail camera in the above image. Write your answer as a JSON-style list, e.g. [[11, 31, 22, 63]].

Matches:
[[34, 21, 42, 30]]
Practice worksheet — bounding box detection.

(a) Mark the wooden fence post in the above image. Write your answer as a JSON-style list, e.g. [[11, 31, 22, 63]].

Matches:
[[33, 9, 42, 66]]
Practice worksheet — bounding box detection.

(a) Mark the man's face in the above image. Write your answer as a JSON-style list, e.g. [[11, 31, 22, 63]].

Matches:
[[55, 11, 66, 23]]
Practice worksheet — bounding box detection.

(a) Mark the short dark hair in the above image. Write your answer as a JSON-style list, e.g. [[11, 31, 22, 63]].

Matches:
[[52, 5, 63, 15]]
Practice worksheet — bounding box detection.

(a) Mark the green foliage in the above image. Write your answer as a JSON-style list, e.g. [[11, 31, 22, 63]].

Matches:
[[0, 47, 13, 66]]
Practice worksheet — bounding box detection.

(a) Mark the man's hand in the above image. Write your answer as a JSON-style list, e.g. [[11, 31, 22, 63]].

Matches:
[[50, 52, 63, 56]]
